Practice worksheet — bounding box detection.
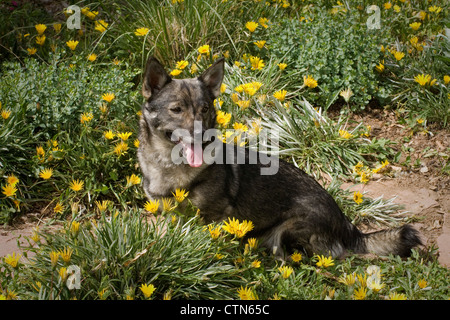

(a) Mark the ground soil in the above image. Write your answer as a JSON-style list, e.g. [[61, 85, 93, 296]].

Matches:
[[1, 110, 449, 267], [343, 109, 450, 267]]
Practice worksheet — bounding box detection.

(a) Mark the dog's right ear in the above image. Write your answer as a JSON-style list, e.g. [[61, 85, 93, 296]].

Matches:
[[142, 57, 172, 100]]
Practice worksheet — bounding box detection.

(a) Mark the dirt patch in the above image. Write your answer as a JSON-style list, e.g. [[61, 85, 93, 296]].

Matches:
[[345, 108, 450, 266]]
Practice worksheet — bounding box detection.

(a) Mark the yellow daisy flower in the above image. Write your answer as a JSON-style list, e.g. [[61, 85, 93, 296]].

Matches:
[[39, 168, 53, 180]]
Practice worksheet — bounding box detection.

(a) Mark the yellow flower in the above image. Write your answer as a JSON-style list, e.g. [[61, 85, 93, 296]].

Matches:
[[69, 179, 84, 192], [88, 53, 97, 62], [389, 292, 407, 300], [170, 69, 182, 76], [95, 20, 108, 33], [144, 199, 160, 214], [208, 224, 221, 239], [1, 108, 11, 119], [258, 17, 269, 28], [2, 184, 17, 197], [80, 112, 94, 124], [353, 191, 363, 204], [384, 2, 392, 10], [251, 260, 261, 268], [36, 35, 46, 46], [95, 200, 111, 213], [4, 252, 21, 268], [54, 202, 64, 214], [409, 22, 421, 31], [339, 129, 353, 139], [303, 75, 318, 88], [114, 141, 129, 157], [135, 27, 150, 36], [316, 255, 334, 268], [414, 73, 431, 86], [278, 265, 294, 279], [175, 60, 189, 70], [428, 6, 442, 14], [39, 168, 53, 180], [375, 61, 385, 72], [233, 122, 248, 132], [140, 283, 156, 299], [234, 220, 254, 238], [392, 50, 405, 61], [291, 252, 302, 263], [278, 63, 287, 70], [126, 174, 141, 187], [172, 188, 189, 202], [339, 273, 356, 286], [238, 286, 257, 300], [70, 220, 80, 236], [6, 175, 19, 186], [190, 63, 199, 74], [27, 47, 37, 55], [198, 44, 210, 55], [134, 139, 140, 148], [418, 11, 427, 20], [162, 197, 175, 212], [237, 100, 251, 109], [35, 24, 47, 35], [359, 171, 370, 184], [418, 279, 428, 289], [59, 247, 73, 263], [249, 56, 265, 70], [102, 92, 115, 102], [66, 40, 79, 51], [443, 75, 450, 85], [393, 5, 401, 13], [216, 110, 232, 127], [104, 130, 115, 140], [273, 89, 287, 102], [353, 287, 367, 300], [53, 23, 62, 32], [117, 132, 132, 141], [247, 238, 258, 249], [31, 228, 40, 243], [222, 217, 254, 238], [254, 40, 266, 49], [59, 267, 68, 281], [245, 21, 258, 33], [49, 251, 60, 268]]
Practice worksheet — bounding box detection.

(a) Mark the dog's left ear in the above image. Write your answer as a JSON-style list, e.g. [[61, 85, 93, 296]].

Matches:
[[198, 58, 224, 99]]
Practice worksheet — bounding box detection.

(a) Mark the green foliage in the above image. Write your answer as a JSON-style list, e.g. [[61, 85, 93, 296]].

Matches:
[[268, 12, 387, 108], [0, 56, 141, 222]]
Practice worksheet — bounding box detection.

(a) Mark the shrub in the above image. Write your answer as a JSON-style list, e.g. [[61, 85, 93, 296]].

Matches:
[[268, 10, 388, 109], [0, 55, 141, 222]]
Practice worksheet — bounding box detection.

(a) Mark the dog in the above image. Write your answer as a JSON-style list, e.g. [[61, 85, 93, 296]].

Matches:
[[137, 56, 422, 259]]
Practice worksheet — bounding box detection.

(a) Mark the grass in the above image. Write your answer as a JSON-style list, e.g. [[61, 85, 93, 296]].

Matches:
[[1, 0, 449, 300]]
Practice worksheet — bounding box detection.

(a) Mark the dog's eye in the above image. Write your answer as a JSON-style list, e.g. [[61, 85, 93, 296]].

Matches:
[[170, 107, 182, 114], [201, 106, 209, 113]]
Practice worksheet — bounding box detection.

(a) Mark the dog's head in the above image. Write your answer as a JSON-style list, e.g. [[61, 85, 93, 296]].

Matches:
[[140, 57, 224, 167]]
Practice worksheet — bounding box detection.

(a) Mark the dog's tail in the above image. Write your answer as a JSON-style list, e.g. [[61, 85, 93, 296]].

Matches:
[[356, 224, 422, 257]]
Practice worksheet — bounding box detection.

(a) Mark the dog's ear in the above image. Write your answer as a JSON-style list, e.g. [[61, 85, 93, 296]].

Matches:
[[198, 58, 224, 99], [142, 57, 172, 100]]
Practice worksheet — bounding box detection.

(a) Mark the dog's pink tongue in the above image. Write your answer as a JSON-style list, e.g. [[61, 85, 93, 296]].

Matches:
[[182, 142, 203, 167]]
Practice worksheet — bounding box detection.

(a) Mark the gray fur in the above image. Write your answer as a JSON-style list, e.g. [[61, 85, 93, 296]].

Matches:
[[137, 57, 423, 259]]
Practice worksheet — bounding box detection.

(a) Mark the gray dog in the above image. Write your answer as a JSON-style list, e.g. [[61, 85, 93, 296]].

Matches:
[[137, 56, 422, 259]]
